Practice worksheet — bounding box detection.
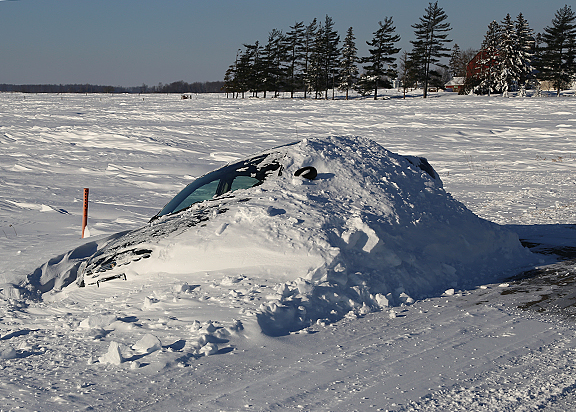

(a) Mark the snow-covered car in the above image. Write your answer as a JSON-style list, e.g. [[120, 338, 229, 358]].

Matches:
[[28, 136, 534, 335], [75, 140, 437, 289]]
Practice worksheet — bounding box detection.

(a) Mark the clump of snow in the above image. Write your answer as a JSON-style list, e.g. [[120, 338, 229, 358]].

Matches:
[[199, 342, 218, 356], [132, 334, 162, 354], [98, 341, 125, 365], [0, 345, 17, 360], [78, 314, 117, 329]]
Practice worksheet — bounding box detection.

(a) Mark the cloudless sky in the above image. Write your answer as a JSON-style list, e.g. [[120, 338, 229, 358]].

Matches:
[[0, 0, 571, 86]]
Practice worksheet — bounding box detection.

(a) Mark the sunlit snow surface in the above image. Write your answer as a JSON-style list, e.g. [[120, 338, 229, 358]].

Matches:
[[1, 91, 576, 411]]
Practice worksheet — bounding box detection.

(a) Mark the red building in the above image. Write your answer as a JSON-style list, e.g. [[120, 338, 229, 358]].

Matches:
[[466, 49, 498, 79], [445, 77, 465, 92]]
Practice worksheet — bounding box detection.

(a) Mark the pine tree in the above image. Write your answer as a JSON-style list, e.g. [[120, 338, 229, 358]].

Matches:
[[361, 17, 401, 100], [260, 33, 275, 98], [536, 5, 576, 96], [303, 19, 318, 98], [398, 51, 418, 98], [262, 29, 288, 98], [532, 33, 545, 96], [285, 21, 306, 98], [337, 27, 359, 100], [410, 1, 452, 98], [515, 13, 535, 92], [242, 42, 264, 97], [477, 20, 502, 95], [449, 44, 477, 78], [322, 15, 341, 99], [498, 13, 518, 96], [305, 17, 340, 99], [234, 45, 259, 98], [224, 49, 242, 98], [449, 44, 462, 77], [223, 65, 236, 98], [355, 74, 374, 97], [308, 22, 327, 99]]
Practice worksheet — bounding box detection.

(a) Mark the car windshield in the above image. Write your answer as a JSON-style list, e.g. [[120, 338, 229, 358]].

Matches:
[[153, 154, 281, 219]]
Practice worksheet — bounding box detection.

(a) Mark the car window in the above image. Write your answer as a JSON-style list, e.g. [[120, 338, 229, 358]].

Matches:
[[230, 176, 261, 191], [153, 155, 281, 219], [171, 179, 220, 212]]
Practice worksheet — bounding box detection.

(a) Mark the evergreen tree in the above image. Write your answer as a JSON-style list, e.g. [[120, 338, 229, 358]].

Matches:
[[515, 13, 535, 91], [223, 65, 236, 98], [361, 17, 401, 100], [355, 73, 376, 97], [224, 49, 242, 98], [337, 27, 359, 100], [449, 44, 477, 78], [261, 29, 288, 97], [532, 33, 545, 95], [449, 44, 463, 77], [234, 45, 258, 98], [308, 22, 327, 99], [243, 42, 264, 97], [498, 13, 518, 96], [536, 5, 576, 96], [322, 15, 341, 99], [410, 1, 452, 98], [305, 17, 340, 99], [260, 35, 274, 98], [398, 50, 418, 98], [477, 20, 502, 95], [303, 19, 318, 98], [285, 21, 306, 98]]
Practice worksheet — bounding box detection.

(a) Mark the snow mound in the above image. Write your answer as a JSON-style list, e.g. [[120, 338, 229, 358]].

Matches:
[[24, 136, 535, 336], [231, 136, 534, 334]]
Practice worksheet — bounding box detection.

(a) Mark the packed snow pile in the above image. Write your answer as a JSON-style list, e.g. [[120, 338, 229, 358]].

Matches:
[[25, 135, 534, 335]]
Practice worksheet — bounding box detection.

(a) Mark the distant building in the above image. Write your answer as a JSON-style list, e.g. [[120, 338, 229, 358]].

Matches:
[[445, 77, 465, 93], [466, 50, 498, 79]]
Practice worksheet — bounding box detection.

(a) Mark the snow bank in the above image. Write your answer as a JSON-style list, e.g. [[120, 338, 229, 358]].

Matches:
[[25, 136, 535, 336]]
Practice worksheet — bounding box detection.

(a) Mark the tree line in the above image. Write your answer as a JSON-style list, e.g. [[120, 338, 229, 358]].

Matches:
[[224, 3, 576, 99], [224, 2, 453, 100], [0, 81, 225, 94], [463, 5, 576, 96]]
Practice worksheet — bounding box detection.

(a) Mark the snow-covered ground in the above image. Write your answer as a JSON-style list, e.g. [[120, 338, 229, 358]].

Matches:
[[1, 91, 576, 411]]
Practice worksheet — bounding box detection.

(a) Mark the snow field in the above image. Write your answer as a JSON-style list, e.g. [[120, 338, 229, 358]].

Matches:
[[0, 91, 576, 410]]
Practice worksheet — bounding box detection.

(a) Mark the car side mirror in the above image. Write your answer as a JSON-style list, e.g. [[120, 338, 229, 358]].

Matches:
[[294, 166, 317, 180]]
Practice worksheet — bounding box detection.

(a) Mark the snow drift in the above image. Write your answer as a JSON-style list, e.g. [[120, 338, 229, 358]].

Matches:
[[24, 135, 534, 335]]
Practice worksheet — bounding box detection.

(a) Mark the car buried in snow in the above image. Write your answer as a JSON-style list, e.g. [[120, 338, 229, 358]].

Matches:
[[28, 136, 533, 335], [72, 138, 438, 289]]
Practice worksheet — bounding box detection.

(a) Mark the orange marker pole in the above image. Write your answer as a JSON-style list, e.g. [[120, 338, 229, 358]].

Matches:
[[81, 188, 89, 238]]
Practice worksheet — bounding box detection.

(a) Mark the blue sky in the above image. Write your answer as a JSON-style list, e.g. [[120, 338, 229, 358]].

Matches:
[[0, 0, 570, 86]]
